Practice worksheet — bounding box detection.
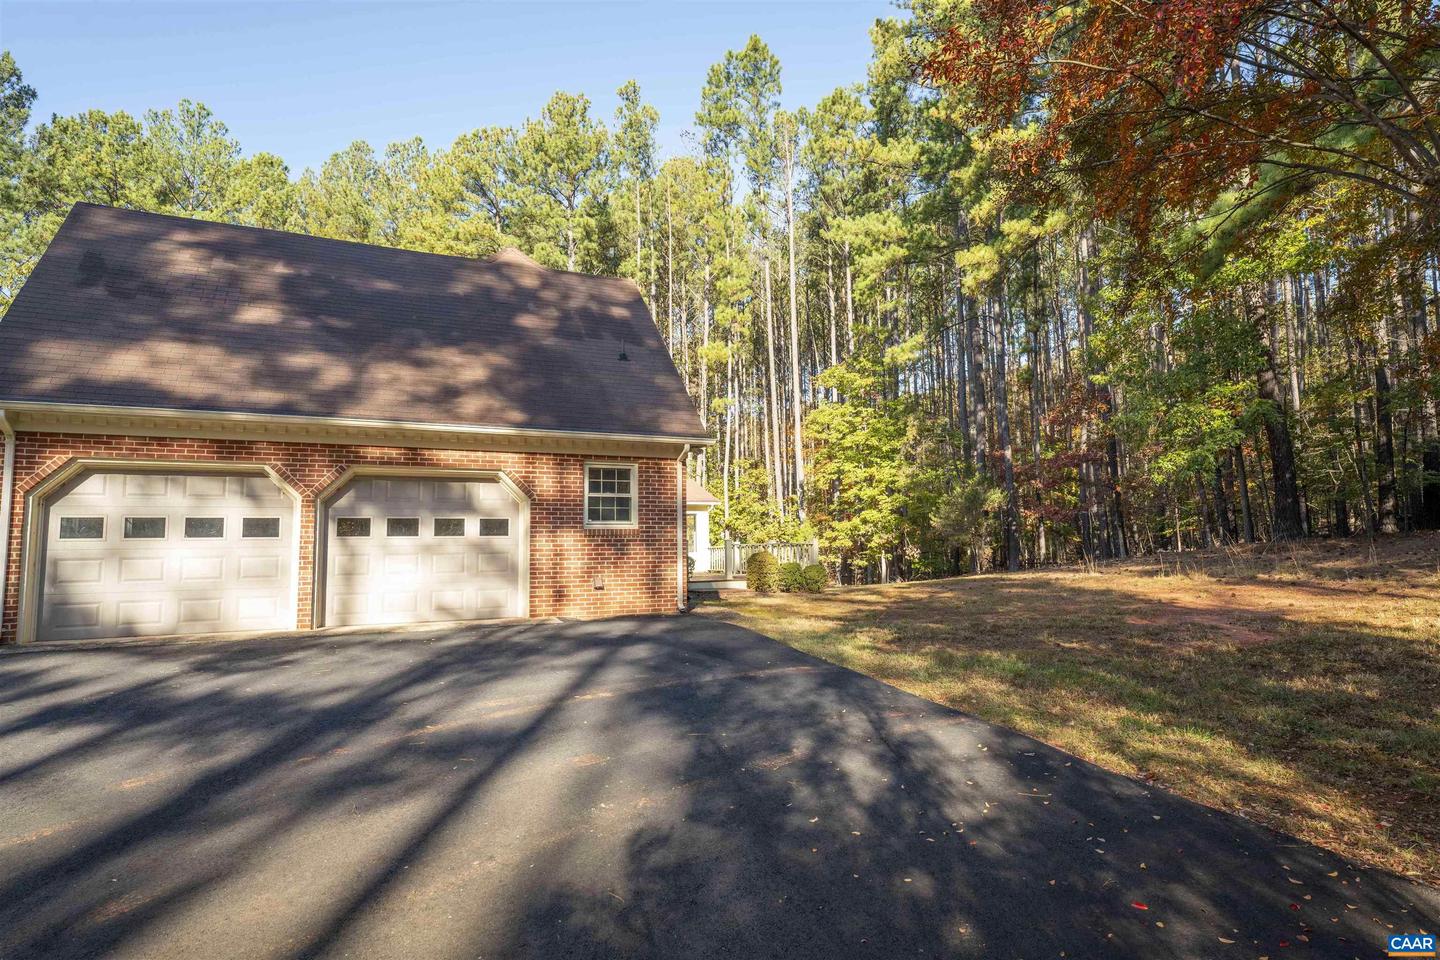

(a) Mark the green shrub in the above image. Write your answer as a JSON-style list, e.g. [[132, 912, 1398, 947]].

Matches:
[[800, 563, 829, 592], [778, 561, 805, 592], [745, 550, 780, 594]]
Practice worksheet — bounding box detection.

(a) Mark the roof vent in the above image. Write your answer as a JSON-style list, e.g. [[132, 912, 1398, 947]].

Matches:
[[487, 247, 544, 269]]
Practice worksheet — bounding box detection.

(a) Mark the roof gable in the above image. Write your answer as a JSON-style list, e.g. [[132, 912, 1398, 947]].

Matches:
[[0, 204, 707, 441]]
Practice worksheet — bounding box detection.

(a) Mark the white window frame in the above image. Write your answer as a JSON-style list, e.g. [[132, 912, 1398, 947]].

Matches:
[[57, 516, 105, 541], [241, 516, 282, 539], [385, 517, 421, 538], [183, 516, 226, 540], [583, 461, 639, 529], [123, 516, 168, 540]]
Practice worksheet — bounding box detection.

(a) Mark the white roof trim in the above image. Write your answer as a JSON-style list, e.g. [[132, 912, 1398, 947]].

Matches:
[[1, 400, 715, 454]]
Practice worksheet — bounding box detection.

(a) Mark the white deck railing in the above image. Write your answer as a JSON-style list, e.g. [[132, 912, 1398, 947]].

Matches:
[[703, 540, 819, 579]]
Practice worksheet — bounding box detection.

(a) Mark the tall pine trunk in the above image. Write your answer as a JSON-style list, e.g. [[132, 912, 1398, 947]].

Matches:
[[957, 292, 973, 466], [784, 144, 805, 517], [968, 296, 990, 469], [843, 241, 856, 354], [993, 297, 1021, 571], [1374, 317, 1399, 533], [633, 178, 643, 286], [1234, 444, 1257, 542], [723, 349, 734, 527], [826, 250, 839, 401], [1246, 283, 1305, 540], [1076, 227, 1103, 559], [763, 258, 785, 515]]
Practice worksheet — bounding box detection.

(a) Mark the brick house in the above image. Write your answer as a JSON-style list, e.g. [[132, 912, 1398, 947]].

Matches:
[[0, 204, 711, 643]]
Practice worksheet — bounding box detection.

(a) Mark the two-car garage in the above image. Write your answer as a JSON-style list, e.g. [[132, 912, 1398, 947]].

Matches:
[[29, 467, 526, 642]]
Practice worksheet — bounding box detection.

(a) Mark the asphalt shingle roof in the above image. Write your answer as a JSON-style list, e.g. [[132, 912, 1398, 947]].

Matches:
[[0, 203, 707, 440], [685, 477, 720, 505]]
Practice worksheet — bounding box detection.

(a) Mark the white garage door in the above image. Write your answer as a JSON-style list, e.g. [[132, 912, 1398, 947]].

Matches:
[[38, 470, 295, 642], [323, 477, 523, 627]]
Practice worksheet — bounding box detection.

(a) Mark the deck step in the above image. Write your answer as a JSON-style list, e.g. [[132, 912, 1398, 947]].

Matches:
[[688, 578, 747, 592]]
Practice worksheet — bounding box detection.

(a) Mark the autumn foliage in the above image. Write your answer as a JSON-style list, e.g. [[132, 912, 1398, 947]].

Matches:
[[927, 0, 1440, 241]]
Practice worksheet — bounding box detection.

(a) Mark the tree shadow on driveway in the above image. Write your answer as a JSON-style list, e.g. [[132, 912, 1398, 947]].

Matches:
[[0, 616, 1434, 959]]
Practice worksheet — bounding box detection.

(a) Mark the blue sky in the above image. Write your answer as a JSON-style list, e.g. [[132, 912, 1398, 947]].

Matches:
[[2, 0, 895, 173]]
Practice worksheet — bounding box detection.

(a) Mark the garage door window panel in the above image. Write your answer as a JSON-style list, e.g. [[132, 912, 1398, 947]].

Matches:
[[184, 517, 225, 539], [336, 518, 371, 537], [242, 517, 281, 539], [124, 517, 167, 539], [478, 518, 510, 537], [434, 518, 465, 537], [585, 464, 637, 527], [387, 518, 420, 537], [58, 517, 104, 540]]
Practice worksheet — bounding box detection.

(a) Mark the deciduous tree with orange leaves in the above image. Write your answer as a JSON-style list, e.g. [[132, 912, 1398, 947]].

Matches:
[[927, 0, 1439, 239]]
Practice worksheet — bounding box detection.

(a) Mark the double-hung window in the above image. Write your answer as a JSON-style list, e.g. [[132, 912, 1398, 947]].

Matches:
[[585, 463, 637, 528]]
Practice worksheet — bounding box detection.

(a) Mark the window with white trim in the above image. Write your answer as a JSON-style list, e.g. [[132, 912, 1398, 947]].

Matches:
[[58, 517, 104, 540], [123, 517, 167, 539], [433, 518, 465, 537], [336, 517, 371, 538], [386, 517, 420, 537], [184, 517, 225, 539], [585, 463, 637, 527], [477, 518, 510, 537], [242, 517, 281, 539]]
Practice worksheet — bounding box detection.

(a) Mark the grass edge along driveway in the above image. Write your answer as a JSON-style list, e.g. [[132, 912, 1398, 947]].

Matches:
[[695, 537, 1440, 886]]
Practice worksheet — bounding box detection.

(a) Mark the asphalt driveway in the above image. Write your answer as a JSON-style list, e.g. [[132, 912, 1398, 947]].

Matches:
[[1, 616, 1434, 960]]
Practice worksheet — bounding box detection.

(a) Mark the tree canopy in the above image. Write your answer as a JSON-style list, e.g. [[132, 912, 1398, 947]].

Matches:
[[3, 3, 1437, 576]]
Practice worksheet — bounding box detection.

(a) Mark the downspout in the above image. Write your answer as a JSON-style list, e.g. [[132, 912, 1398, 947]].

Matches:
[[0, 411, 15, 641], [677, 445, 690, 611]]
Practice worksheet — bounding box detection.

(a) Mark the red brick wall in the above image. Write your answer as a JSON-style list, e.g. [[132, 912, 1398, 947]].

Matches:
[[1, 432, 682, 643]]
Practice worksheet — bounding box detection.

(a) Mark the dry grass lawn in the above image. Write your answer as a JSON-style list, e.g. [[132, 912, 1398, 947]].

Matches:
[[695, 533, 1440, 885]]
